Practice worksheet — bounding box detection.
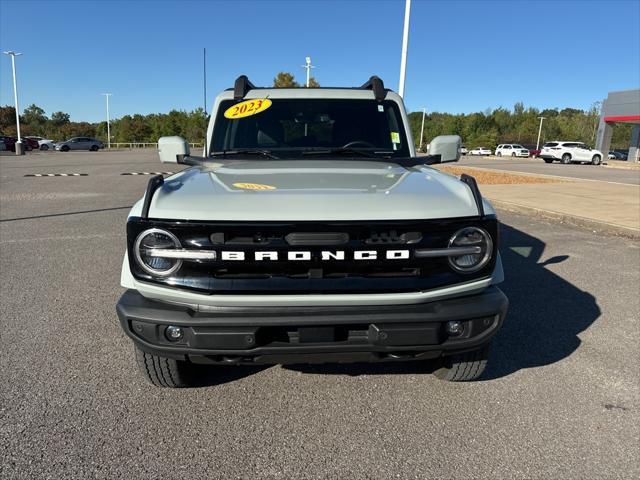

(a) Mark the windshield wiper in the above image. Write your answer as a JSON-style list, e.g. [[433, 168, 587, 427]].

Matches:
[[301, 147, 393, 158], [210, 149, 280, 159]]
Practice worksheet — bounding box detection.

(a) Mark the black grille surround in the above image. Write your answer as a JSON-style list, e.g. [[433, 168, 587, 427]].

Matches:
[[126, 216, 498, 295]]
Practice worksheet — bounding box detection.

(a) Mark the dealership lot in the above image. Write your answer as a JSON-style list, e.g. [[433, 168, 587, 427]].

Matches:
[[1, 150, 639, 479], [459, 155, 640, 185]]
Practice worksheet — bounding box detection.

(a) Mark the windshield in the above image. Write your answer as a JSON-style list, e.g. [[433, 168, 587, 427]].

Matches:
[[210, 98, 410, 158]]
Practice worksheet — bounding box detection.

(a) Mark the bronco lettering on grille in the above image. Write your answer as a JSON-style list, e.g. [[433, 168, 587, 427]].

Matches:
[[218, 250, 411, 261]]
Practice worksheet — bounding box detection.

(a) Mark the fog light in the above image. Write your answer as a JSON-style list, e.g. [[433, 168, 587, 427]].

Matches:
[[446, 321, 463, 335], [165, 325, 183, 341]]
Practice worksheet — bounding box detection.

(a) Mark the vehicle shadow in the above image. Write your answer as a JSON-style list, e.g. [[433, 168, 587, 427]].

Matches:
[[189, 364, 272, 388], [283, 222, 601, 380]]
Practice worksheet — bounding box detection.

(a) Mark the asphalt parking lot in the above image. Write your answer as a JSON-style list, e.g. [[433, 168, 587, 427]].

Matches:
[[458, 155, 640, 185], [1, 150, 639, 479]]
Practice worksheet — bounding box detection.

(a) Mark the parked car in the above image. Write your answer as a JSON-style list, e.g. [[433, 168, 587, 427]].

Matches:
[[55, 137, 104, 152], [495, 144, 529, 157], [0, 138, 6, 151], [608, 152, 617, 159], [524, 145, 541, 157], [469, 147, 492, 156], [539, 141, 603, 165], [21, 137, 39, 150], [25, 136, 55, 151], [0, 135, 17, 152], [610, 150, 628, 160], [459, 145, 468, 155]]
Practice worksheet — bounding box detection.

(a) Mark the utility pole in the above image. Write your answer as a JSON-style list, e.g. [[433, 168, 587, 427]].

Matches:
[[301, 56, 315, 87], [536, 116, 545, 151], [419, 107, 426, 151], [3, 51, 24, 155], [398, 0, 411, 98], [101, 93, 112, 149], [203, 47, 207, 114]]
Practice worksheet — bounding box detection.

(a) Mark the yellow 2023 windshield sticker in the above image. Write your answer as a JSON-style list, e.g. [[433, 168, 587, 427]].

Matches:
[[224, 99, 272, 119], [232, 183, 276, 191]]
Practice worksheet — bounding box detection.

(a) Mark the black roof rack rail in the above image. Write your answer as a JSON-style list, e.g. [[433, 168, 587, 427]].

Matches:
[[360, 76, 387, 102], [460, 174, 485, 217], [233, 75, 256, 100], [141, 174, 164, 219]]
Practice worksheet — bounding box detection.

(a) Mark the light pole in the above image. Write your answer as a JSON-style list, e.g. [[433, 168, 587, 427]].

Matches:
[[301, 56, 315, 87], [419, 107, 426, 151], [3, 51, 23, 155], [536, 116, 545, 151], [101, 93, 112, 148], [398, 0, 411, 98]]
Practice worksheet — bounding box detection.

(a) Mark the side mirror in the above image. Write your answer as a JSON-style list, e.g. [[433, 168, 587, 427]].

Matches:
[[158, 136, 190, 164], [427, 135, 461, 163]]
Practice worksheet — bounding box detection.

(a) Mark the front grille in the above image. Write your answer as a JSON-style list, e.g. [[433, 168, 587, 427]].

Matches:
[[127, 217, 498, 294]]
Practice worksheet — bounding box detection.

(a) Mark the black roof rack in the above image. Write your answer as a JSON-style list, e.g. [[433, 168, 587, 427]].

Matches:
[[360, 76, 387, 102], [230, 75, 390, 101], [234, 75, 256, 100]]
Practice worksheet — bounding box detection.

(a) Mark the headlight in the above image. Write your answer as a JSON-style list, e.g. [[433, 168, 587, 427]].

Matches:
[[134, 228, 182, 276], [448, 227, 492, 273]]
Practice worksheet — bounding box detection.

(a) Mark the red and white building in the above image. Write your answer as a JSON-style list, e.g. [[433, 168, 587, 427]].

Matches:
[[595, 89, 640, 163]]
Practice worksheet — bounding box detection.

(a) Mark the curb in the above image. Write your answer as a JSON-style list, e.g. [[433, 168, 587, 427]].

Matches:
[[602, 163, 640, 171], [490, 199, 640, 239]]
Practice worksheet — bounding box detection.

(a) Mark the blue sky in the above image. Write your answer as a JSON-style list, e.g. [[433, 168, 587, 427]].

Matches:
[[1, 0, 638, 122]]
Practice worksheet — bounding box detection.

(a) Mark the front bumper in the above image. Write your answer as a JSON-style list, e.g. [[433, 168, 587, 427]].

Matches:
[[117, 287, 508, 365]]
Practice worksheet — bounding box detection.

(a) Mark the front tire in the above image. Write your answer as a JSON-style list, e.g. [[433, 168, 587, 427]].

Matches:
[[40, 144, 49, 151], [90, 145, 99, 152], [591, 155, 601, 166], [561, 153, 571, 164], [497, 152, 502, 157], [61, 145, 70, 152], [134, 346, 195, 388], [434, 344, 490, 381], [511, 152, 516, 157]]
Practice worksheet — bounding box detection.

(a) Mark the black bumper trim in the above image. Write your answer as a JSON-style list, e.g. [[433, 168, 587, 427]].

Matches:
[[116, 287, 508, 363]]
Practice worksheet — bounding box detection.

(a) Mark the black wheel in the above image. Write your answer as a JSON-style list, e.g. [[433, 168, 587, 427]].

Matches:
[[497, 152, 502, 156], [591, 155, 601, 166], [61, 145, 70, 152], [90, 145, 99, 152], [511, 152, 516, 157], [561, 153, 571, 164], [544, 159, 553, 164], [40, 144, 49, 151], [24, 144, 32, 151], [434, 344, 490, 381], [134, 346, 195, 388]]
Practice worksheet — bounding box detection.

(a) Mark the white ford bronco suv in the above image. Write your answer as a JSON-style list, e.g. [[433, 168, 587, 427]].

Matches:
[[117, 76, 508, 387]]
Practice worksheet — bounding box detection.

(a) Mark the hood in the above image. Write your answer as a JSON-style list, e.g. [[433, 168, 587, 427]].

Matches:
[[144, 160, 481, 221]]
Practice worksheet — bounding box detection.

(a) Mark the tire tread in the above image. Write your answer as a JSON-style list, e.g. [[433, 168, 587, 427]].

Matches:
[[134, 346, 192, 388], [434, 345, 490, 382]]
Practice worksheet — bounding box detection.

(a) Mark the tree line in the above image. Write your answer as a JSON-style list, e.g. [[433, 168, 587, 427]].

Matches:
[[0, 71, 631, 149]]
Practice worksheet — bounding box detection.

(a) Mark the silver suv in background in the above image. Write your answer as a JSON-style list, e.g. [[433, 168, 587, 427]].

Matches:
[[539, 141, 603, 165], [55, 137, 104, 152], [495, 144, 529, 157]]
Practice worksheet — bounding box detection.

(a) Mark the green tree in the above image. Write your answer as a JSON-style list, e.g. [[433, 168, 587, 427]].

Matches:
[[50, 111, 70, 127], [22, 104, 48, 133], [273, 72, 300, 87]]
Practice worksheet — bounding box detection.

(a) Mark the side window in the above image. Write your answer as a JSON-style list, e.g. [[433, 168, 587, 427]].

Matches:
[[504, 145, 511, 149]]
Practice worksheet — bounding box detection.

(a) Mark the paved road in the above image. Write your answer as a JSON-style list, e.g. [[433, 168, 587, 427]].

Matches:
[[1, 151, 638, 479], [458, 155, 640, 185]]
